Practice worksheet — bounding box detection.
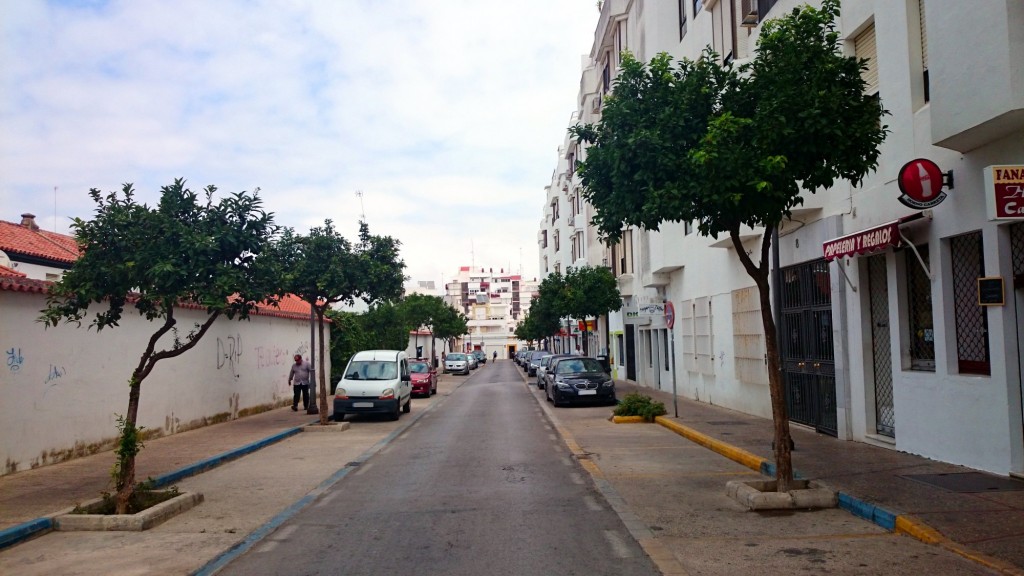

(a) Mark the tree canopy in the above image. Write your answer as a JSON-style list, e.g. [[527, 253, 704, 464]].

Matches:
[[40, 179, 279, 512], [570, 0, 887, 489]]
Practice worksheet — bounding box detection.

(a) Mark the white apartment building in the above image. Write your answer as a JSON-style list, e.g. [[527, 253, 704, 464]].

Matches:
[[541, 0, 1024, 477], [444, 266, 538, 359]]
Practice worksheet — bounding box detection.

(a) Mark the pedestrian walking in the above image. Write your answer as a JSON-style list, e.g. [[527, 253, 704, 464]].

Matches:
[[492, 350, 497, 362], [288, 354, 313, 412]]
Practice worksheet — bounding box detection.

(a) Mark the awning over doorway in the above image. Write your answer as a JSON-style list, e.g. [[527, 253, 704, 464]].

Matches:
[[822, 212, 926, 261]]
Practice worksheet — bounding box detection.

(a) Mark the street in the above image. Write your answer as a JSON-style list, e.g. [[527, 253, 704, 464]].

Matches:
[[217, 361, 659, 576]]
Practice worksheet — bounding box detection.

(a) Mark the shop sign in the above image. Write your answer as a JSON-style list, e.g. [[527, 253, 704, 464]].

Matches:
[[985, 165, 1024, 220], [823, 221, 901, 261], [637, 302, 665, 316], [898, 158, 950, 210]]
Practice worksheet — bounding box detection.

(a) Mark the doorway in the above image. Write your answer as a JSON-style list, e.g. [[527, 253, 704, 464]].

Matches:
[[780, 259, 838, 436], [867, 254, 895, 437], [625, 325, 637, 381]]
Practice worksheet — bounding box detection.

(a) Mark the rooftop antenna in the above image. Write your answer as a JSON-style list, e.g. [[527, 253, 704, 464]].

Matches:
[[355, 190, 366, 221]]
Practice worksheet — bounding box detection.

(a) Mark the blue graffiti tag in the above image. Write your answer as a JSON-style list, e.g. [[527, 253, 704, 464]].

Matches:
[[45, 364, 67, 384], [6, 348, 24, 372]]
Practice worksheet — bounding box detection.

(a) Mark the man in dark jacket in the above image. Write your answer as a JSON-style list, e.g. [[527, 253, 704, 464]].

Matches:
[[287, 354, 313, 412]]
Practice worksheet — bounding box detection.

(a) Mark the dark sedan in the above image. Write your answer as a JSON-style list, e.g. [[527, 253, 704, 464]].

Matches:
[[545, 357, 616, 407]]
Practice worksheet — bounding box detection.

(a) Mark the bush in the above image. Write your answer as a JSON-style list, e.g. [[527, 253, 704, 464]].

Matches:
[[613, 393, 666, 422]]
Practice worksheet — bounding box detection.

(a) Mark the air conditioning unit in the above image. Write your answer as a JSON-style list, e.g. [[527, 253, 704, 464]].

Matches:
[[740, 0, 758, 26]]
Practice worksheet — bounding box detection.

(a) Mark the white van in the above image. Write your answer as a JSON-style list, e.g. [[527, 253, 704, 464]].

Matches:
[[333, 350, 412, 422]]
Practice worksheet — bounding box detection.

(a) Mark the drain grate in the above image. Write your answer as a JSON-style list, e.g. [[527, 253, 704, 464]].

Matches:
[[900, 472, 1024, 493]]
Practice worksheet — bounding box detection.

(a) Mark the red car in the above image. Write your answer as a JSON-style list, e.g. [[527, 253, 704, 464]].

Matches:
[[409, 360, 437, 397]]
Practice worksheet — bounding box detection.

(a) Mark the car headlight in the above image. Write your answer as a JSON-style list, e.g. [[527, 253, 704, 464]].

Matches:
[[380, 388, 395, 399], [601, 380, 614, 388], [556, 382, 572, 390], [334, 388, 348, 399]]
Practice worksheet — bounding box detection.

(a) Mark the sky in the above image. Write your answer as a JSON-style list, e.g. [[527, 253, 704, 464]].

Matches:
[[1, 0, 599, 288]]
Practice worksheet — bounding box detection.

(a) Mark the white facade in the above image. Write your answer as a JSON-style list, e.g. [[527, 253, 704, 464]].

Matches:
[[541, 0, 1024, 476], [0, 282, 324, 475], [444, 266, 537, 358]]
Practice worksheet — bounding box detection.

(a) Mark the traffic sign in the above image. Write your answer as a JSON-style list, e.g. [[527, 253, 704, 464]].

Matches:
[[665, 301, 675, 329]]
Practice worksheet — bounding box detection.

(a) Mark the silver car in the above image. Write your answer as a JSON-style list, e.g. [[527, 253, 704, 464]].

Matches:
[[444, 353, 470, 375]]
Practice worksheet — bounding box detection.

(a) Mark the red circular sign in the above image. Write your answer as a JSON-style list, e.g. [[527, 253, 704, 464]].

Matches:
[[665, 301, 675, 329], [897, 158, 946, 209]]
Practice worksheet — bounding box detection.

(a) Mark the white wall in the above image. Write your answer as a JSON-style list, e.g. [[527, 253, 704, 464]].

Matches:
[[0, 288, 326, 475]]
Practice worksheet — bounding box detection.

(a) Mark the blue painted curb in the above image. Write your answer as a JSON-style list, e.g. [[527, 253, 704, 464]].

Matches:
[[152, 426, 305, 488], [838, 492, 897, 531], [0, 518, 52, 551]]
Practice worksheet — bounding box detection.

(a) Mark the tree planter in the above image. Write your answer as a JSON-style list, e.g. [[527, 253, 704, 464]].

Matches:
[[303, 421, 351, 432], [55, 491, 203, 531], [726, 479, 836, 511]]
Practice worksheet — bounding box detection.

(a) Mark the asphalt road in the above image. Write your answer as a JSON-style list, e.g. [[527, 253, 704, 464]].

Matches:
[[217, 361, 660, 576]]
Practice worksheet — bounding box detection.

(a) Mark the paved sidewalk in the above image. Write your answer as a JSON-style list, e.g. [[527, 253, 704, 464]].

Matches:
[[601, 378, 1024, 575]]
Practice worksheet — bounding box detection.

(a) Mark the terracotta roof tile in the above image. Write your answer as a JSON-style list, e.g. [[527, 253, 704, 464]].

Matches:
[[0, 221, 79, 264], [0, 265, 26, 278]]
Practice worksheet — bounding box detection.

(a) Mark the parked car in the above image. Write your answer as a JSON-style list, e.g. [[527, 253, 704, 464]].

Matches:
[[333, 350, 412, 422], [444, 353, 470, 375], [527, 350, 551, 377], [472, 349, 487, 365], [545, 356, 616, 407], [467, 353, 479, 370], [537, 354, 575, 390], [409, 359, 437, 397]]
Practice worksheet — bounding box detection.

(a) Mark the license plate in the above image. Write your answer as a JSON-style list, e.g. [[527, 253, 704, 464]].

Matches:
[[578, 390, 597, 396], [353, 402, 374, 408]]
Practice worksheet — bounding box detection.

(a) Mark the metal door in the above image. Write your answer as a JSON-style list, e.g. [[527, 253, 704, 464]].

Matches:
[[780, 259, 838, 436], [867, 254, 895, 437], [1011, 223, 1024, 466]]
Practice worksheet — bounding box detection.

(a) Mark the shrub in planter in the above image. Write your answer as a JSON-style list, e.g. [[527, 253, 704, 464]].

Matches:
[[613, 393, 666, 422]]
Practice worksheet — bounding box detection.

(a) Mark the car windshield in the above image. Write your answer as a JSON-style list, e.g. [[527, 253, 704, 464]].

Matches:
[[447, 354, 467, 361], [345, 360, 398, 380], [556, 358, 604, 375], [410, 362, 429, 373], [531, 352, 549, 361]]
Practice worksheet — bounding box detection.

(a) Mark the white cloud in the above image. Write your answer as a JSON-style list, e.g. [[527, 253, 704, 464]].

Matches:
[[1, 0, 598, 285]]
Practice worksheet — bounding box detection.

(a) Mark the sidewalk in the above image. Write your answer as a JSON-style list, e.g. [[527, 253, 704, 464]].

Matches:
[[602, 378, 1024, 575]]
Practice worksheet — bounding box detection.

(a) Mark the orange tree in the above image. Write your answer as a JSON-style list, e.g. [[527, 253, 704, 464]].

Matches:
[[40, 179, 280, 512], [570, 0, 887, 490]]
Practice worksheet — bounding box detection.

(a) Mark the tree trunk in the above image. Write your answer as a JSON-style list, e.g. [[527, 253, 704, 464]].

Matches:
[[732, 227, 795, 492], [317, 307, 329, 425], [114, 376, 143, 514]]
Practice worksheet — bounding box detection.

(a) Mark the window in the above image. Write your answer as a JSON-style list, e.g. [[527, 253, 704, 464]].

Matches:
[[685, 220, 693, 235], [854, 24, 879, 96], [567, 152, 575, 177], [541, 230, 548, 249], [951, 232, 990, 375], [711, 0, 737, 62], [554, 230, 560, 252], [906, 244, 934, 370], [620, 229, 634, 274], [617, 334, 625, 365], [918, 0, 929, 103], [602, 58, 611, 94], [678, 0, 688, 39], [646, 330, 653, 367], [694, 0, 703, 14], [550, 199, 560, 223]]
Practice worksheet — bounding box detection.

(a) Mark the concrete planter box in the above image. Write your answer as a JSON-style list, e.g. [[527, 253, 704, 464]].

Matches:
[[726, 479, 837, 510], [303, 421, 351, 432], [55, 491, 203, 531]]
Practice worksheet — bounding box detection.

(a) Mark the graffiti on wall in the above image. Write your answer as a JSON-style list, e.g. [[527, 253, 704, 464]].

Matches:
[[45, 364, 67, 385], [6, 347, 24, 373], [255, 345, 291, 369], [217, 334, 242, 377]]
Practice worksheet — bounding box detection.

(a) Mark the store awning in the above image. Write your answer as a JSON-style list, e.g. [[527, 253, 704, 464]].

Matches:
[[822, 213, 926, 261]]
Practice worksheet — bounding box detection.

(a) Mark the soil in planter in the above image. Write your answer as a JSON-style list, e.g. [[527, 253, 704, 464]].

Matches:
[[72, 487, 180, 515]]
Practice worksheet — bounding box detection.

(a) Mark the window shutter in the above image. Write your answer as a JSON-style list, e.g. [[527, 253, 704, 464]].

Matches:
[[854, 25, 879, 95], [919, 0, 928, 71]]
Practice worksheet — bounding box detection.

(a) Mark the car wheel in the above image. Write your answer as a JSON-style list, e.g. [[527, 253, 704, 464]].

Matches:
[[552, 391, 563, 407], [403, 398, 411, 413]]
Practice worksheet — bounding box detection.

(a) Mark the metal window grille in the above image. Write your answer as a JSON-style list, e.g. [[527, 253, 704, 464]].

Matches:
[[906, 244, 935, 369], [1012, 223, 1024, 277], [867, 255, 895, 436], [951, 232, 990, 375]]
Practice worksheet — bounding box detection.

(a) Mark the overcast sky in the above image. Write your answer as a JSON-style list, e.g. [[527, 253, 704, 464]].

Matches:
[[1, 0, 598, 287]]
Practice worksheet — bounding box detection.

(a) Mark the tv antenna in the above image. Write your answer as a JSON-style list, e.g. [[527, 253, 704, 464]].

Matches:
[[355, 190, 366, 221]]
